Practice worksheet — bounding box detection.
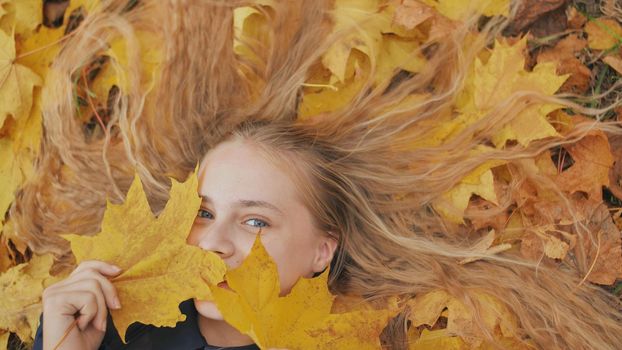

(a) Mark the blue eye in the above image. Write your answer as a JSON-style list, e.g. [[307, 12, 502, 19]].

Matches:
[[245, 218, 269, 228], [197, 209, 213, 219]]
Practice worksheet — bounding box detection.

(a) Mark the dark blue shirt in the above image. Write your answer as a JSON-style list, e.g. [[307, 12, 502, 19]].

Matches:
[[32, 299, 259, 350]]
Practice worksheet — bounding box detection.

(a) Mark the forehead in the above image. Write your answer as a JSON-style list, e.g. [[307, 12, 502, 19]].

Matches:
[[198, 139, 301, 205]]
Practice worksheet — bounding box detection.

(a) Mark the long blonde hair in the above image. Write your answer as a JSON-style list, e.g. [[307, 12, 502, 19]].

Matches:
[[11, 0, 622, 349]]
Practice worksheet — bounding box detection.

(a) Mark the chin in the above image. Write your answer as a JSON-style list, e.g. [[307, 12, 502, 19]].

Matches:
[[193, 298, 225, 320]]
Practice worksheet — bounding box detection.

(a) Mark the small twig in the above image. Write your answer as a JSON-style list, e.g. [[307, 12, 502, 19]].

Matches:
[[52, 319, 79, 350], [81, 65, 109, 138]]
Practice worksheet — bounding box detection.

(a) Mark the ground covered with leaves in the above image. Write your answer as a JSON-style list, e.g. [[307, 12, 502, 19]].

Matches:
[[1, 0, 622, 349]]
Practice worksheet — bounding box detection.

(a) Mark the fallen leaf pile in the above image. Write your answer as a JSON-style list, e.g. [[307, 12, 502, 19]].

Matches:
[[1, 0, 622, 349]]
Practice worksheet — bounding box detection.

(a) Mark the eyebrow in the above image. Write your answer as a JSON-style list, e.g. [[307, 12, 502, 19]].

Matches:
[[199, 195, 284, 215]]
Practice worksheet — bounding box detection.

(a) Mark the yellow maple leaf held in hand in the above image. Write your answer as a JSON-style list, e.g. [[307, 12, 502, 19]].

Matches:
[[211, 235, 394, 350], [62, 171, 226, 342]]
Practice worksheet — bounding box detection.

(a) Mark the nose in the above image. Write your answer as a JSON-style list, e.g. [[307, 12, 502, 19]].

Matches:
[[188, 219, 235, 259]]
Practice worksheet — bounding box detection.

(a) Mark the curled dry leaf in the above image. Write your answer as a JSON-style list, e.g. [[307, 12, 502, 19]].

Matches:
[[459, 229, 512, 265]]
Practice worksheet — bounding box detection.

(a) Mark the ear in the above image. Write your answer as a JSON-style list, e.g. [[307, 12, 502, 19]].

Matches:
[[312, 233, 338, 273]]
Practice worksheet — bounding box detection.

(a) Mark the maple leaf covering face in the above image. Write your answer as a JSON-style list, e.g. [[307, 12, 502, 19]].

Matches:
[[211, 236, 395, 350], [62, 171, 226, 342]]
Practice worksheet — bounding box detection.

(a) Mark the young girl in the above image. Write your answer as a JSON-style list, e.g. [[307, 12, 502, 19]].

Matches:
[[15, 0, 622, 349], [35, 122, 339, 349]]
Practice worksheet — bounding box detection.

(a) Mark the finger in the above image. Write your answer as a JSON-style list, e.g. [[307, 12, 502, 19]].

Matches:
[[70, 269, 122, 310], [47, 289, 107, 332], [71, 260, 122, 277], [61, 279, 109, 332]]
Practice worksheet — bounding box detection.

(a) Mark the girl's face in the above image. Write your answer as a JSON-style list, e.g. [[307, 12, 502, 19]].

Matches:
[[187, 138, 337, 320]]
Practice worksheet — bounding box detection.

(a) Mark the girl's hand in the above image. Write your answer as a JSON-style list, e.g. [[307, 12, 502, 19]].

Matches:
[[41, 260, 122, 350]]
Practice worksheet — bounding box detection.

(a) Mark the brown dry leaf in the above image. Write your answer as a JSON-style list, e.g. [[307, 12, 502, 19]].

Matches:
[[603, 54, 622, 75], [520, 225, 573, 261], [0, 254, 60, 342], [508, 0, 566, 33], [465, 197, 509, 233], [211, 236, 395, 349], [607, 133, 622, 200], [585, 18, 622, 50], [62, 172, 227, 342], [578, 205, 622, 285], [536, 35, 590, 94], [555, 124, 613, 199], [458, 230, 512, 265], [567, 6, 587, 29]]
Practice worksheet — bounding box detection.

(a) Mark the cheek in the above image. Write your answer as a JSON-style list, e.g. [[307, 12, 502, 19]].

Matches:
[[270, 242, 316, 295], [193, 299, 224, 320]]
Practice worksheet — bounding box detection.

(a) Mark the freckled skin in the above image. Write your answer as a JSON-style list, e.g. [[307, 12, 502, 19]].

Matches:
[[186, 138, 337, 346]]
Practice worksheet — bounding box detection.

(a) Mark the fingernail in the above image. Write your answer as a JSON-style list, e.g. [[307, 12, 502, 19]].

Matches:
[[111, 265, 122, 272], [100, 320, 107, 332], [113, 297, 122, 309]]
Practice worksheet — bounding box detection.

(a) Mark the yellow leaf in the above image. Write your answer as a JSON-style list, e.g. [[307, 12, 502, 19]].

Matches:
[[375, 35, 426, 85], [62, 171, 226, 342], [299, 50, 369, 119], [0, 254, 59, 342], [0, 29, 41, 128], [16, 0, 100, 79], [0, 139, 20, 232], [422, 0, 509, 21], [409, 329, 465, 350], [322, 0, 391, 83], [232, 2, 274, 63], [211, 236, 394, 349], [435, 168, 497, 223], [407, 289, 519, 348], [433, 145, 505, 223], [0, 331, 7, 350], [460, 38, 566, 147], [9, 0, 42, 37], [585, 18, 622, 50], [106, 30, 162, 92]]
